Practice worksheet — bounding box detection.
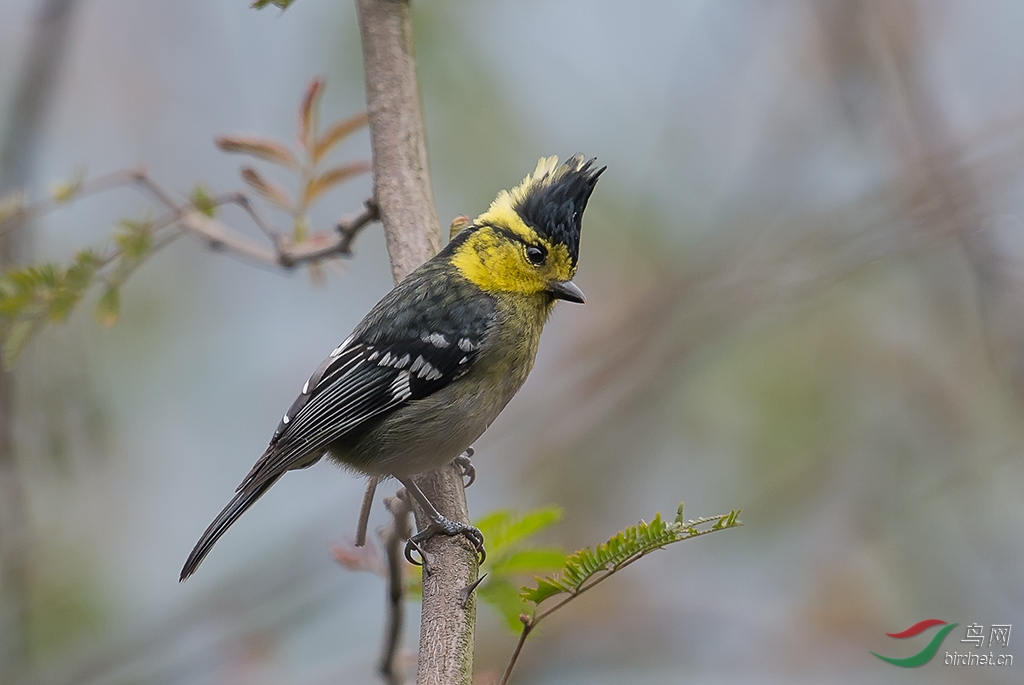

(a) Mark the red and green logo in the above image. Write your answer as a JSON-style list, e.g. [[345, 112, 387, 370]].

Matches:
[[872, 619, 959, 667]]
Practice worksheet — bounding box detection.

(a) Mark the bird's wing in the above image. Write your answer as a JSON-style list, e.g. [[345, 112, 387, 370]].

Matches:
[[181, 315, 491, 581], [238, 326, 488, 491]]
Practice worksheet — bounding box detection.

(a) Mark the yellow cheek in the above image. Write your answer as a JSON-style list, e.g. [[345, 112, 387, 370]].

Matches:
[[452, 231, 547, 295]]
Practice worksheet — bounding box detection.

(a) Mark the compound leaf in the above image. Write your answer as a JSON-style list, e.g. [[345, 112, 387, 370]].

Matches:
[[521, 506, 742, 606]]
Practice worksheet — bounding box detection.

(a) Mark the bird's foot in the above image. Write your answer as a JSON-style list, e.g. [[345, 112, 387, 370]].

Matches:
[[404, 515, 486, 566], [452, 447, 476, 488]]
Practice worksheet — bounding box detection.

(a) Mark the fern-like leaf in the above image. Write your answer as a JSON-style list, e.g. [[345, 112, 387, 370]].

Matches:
[[521, 505, 741, 606]]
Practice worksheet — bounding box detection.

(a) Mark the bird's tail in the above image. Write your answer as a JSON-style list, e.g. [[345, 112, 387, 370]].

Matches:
[[179, 475, 280, 581]]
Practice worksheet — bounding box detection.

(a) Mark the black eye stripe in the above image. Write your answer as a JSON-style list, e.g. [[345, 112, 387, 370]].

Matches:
[[481, 223, 548, 265], [483, 223, 522, 244]]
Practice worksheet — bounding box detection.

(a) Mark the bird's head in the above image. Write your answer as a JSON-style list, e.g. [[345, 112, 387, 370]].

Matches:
[[450, 155, 604, 303]]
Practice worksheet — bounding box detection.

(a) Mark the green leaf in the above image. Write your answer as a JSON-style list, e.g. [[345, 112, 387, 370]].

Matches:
[[292, 215, 310, 243], [49, 167, 85, 204], [476, 506, 563, 560], [251, 0, 296, 9], [48, 250, 102, 321], [115, 218, 153, 260], [95, 286, 120, 327], [189, 185, 218, 218], [490, 548, 566, 575], [521, 577, 568, 605], [463, 507, 568, 632], [0, 243, 121, 364], [48, 289, 79, 322], [520, 505, 742, 606], [478, 579, 529, 632], [65, 250, 101, 290], [35, 264, 59, 288], [0, 268, 37, 318]]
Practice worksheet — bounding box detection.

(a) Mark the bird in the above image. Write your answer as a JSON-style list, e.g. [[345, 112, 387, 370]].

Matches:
[[180, 154, 603, 580]]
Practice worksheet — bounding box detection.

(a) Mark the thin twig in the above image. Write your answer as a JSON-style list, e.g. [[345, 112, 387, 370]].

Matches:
[[379, 493, 413, 685], [498, 621, 533, 685], [129, 168, 178, 210], [356, 476, 379, 547], [0, 167, 144, 236], [277, 199, 380, 268], [336, 197, 380, 252], [230, 191, 283, 245], [497, 557, 636, 685], [2, 167, 379, 270]]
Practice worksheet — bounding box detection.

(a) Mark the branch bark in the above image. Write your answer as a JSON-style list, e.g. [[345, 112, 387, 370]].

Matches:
[[356, 0, 442, 282], [379, 494, 413, 684], [355, 1, 478, 683]]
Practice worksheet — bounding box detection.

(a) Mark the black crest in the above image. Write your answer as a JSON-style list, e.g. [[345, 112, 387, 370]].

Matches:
[[514, 156, 604, 266]]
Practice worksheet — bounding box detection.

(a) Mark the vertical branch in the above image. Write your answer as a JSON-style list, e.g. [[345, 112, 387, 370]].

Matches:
[[356, 0, 441, 283], [379, 494, 413, 684], [0, 1, 81, 679], [354, 1, 477, 684]]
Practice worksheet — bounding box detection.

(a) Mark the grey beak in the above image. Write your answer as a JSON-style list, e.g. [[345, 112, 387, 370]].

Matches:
[[548, 280, 586, 304]]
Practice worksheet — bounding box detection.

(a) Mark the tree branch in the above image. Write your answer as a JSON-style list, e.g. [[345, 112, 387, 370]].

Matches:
[[1, 168, 379, 270], [355, 1, 477, 684], [379, 493, 413, 684], [356, 0, 441, 283]]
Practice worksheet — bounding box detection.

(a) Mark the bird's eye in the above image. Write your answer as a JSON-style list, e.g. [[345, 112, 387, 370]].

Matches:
[[525, 245, 547, 266]]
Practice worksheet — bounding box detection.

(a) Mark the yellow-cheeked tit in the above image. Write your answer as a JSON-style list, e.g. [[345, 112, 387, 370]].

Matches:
[[180, 155, 603, 580]]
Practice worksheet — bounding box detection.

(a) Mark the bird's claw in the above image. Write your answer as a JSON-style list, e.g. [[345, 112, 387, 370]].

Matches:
[[403, 537, 427, 566], [453, 448, 476, 488], [403, 515, 486, 566]]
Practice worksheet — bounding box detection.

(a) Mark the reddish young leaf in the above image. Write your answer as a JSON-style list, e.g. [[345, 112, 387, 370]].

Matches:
[[302, 161, 371, 207], [449, 215, 470, 241], [240, 167, 293, 212], [313, 111, 369, 163], [299, 77, 325, 150], [216, 135, 299, 169]]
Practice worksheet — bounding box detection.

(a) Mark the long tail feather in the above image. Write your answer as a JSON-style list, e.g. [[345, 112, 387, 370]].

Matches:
[[179, 475, 280, 581]]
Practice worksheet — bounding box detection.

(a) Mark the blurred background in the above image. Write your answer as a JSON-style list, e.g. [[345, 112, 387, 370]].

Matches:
[[1, 0, 1023, 683]]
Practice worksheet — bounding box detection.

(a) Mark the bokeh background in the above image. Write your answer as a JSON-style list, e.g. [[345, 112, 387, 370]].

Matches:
[[2, 0, 1023, 683]]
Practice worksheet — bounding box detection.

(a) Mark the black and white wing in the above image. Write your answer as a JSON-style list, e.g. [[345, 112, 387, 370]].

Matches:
[[180, 266, 496, 581], [242, 328, 486, 489], [180, 324, 489, 580]]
